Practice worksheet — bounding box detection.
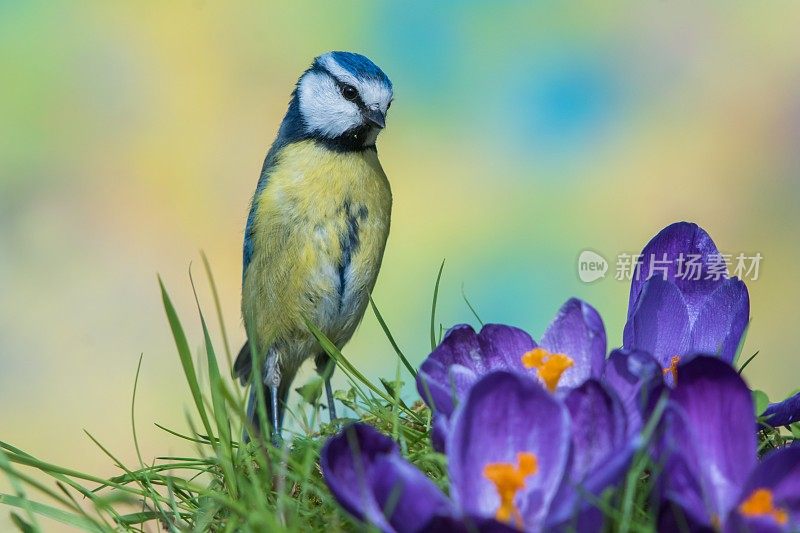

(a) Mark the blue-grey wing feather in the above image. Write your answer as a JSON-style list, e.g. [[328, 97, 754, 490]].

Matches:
[[242, 95, 304, 283]]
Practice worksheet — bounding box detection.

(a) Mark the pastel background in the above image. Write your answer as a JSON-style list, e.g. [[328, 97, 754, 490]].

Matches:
[[2, 3, 799, 529]]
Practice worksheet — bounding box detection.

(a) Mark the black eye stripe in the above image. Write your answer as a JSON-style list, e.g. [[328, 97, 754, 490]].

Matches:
[[314, 66, 391, 113], [327, 74, 366, 107]]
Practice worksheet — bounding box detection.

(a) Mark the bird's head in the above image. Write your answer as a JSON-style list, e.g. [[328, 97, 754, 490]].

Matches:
[[291, 51, 393, 150]]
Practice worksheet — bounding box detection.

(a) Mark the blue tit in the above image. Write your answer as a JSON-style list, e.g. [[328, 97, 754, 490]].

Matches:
[[234, 51, 393, 444]]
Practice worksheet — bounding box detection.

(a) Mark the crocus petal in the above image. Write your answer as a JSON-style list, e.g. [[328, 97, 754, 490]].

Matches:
[[654, 403, 710, 527], [431, 414, 450, 453], [658, 500, 722, 533], [321, 423, 451, 533], [762, 391, 800, 428], [727, 446, 800, 532], [321, 424, 396, 531], [602, 349, 663, 437], [623, 277, 691, 370], [661, 356, 757, 522], [546, 381, 632, 532], [689, 277, 750, 363], [628, 222, 723, 323], [477, 324, 538, 371], [563, 380, 627, 481], [540, 298, 607, 389], [417, 324, 535, 419], [371, 454, 454, 532], [448, 371, 570, 531], [417, 325, 483, 417]]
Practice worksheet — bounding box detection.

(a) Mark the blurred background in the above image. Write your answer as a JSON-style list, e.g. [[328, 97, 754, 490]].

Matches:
[[2, 2, 799, 529]]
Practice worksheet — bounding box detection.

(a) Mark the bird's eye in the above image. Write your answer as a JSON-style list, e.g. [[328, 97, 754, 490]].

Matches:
[[341, 84, 358, 101]]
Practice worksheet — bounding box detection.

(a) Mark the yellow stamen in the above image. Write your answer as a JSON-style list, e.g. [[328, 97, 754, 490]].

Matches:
[[663, 355, 681, 383], [483, 452, 538, 527], [521, 347, 574, 392], [738, 488, 788, 525]]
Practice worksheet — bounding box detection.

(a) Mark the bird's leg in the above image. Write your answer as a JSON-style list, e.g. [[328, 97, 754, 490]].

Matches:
[[263, 348, 283, 447], [324, 377, 337, 423], [269, 386, 281, 447]]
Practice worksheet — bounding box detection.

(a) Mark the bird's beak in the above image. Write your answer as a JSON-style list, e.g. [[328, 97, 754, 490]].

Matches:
[[364, 107, 386, 129]]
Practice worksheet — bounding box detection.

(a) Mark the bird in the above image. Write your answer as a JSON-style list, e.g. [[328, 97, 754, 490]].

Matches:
[[234, 51, 393, 444]]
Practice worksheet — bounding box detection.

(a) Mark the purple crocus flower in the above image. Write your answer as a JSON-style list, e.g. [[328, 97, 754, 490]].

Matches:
[[323, 371, 630, 533], [319, 423, 455, 532], [655, 356, 800, 531], [416, 298, 606, 450], [623, 222, 750, 376], [762, 391, 800, 428]]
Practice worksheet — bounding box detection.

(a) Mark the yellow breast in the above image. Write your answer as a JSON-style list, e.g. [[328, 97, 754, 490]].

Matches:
[[242, 140, 392, 355]]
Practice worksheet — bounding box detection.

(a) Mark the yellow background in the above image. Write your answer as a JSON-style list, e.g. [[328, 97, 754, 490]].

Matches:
[[2, 3, 799, 529]]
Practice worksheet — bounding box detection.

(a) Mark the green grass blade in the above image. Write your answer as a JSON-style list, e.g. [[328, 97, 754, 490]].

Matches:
[[158, 276, 216, 443], [127, 354, 174, 527], [10, 512, 35, 533], [189, 268, 238, 498], [305, 319, 389, 401], [619, 392, 669, 533], [369, 296, 416, 377], [0, 443, 149, 498], [82, 431, 136, 481], [460, 283, 484, 327], [153, 423, 213, 445], [130, 354, 146, 470], [116, 510, 189, 525], [430, 260, 445, 350], [200, 251, 234, 369], [738, 350, 760, 375], [0, 448, 41, 532], [84, 427, 181, 527], [0, 448, 110, 530], [0, 495, 104, 532]]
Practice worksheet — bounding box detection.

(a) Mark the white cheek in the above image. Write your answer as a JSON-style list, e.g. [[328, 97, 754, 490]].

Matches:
[[298, 72, 362, 137]]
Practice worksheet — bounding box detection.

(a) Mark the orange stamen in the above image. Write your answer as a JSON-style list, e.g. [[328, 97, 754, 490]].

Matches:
[[663, 355, 681, 383], [738, 488, 788, 525], [521, 347, 574, 392], [483, 452, 538, 527]]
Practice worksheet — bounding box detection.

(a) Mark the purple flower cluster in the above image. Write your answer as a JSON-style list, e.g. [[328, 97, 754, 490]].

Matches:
[[320, 222, 800, 532]]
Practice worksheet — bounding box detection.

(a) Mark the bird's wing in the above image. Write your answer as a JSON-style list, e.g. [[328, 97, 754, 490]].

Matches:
[[242, 141, 286, 283], [242, 204, 258, 280], [238, 141, 286, 380]]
